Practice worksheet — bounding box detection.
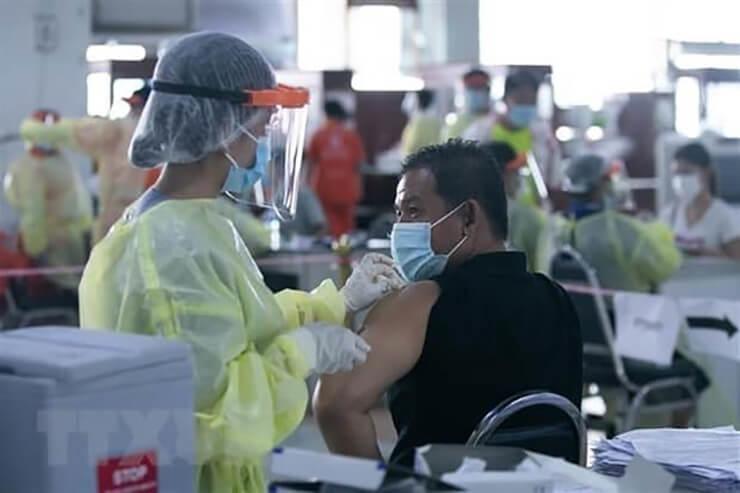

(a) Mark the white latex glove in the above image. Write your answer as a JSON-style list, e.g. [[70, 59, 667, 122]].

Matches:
[[341, 253, 406, 312], [290, 323, 371, 374]]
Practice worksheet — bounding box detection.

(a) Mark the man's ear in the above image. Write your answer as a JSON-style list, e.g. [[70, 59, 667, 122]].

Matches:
[[464, 200, 484, 229]]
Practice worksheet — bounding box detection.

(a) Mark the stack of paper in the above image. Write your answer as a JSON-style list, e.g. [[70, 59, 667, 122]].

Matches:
[[593, 428, 740, 492]]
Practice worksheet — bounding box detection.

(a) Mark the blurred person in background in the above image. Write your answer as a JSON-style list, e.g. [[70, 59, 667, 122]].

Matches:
[[442, 68, 492, 141], [564, 154, 681, 292], [0, 231, 31, 315], [401, 89, 441, 157], [661, 142, 740, 260], [20, 84, 156, 242], [566, 153, 709, 428], [484, 141, 545, 272], [6, 109, 93, 294], [465, 70, 559, 203], [309, 100, 366, 238]]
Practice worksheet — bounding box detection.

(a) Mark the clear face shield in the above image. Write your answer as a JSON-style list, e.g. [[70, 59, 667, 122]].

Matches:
[[230, 85, 310, 221], [251, 105, 309, 220], [149, 81, 310, 221]]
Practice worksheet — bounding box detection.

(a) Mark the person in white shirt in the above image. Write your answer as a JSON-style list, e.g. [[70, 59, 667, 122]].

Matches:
[[661, 142, 740, 260]]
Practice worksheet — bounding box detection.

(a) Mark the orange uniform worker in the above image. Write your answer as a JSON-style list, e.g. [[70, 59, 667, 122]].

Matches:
[[309, 100, 366, 238]]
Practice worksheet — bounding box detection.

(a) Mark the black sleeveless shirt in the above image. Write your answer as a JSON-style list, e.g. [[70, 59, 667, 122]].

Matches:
[[388, 252, 582, 463]]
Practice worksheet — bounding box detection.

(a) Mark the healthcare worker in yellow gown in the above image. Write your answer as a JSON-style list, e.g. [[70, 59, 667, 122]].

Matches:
[[563, 154, 681, 292], [79, 32, 403, 493], [482, 141, 545, 272], [441, 68, 492, 142], [400, 89, 441, 157], [5, 110, 93, 290], [20, 85, 155, 243]]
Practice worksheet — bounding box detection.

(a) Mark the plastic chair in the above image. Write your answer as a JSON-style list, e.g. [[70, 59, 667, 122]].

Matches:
[[550, 245, 698, 433], [467, 391, 587, 466]]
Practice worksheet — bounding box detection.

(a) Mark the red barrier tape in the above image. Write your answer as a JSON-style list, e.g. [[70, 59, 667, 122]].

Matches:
[[0, 266, 85, 278]]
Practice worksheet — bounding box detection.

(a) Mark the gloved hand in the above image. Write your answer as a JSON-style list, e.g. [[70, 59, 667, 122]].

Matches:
[[341, 253, 405, 312], [290, 323, 371, 374]]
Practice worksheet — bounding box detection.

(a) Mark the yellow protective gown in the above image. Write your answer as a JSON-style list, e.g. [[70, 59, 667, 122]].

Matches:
[[213, 198, 271, 257], [508, 200, 546, 272], [4, 151, 92, 289], [79, 198, 345, 493], [401, 114, 442, 156], [441, 113, 477, 142], [20, 117, 151, 242], [571, 210, 682, 292]]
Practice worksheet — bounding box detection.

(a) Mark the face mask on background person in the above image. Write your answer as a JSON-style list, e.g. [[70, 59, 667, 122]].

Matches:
[[390, 203, 468, 282], [672, 174, 702, 203], [508, 104, 537, 128], [222, 126, 271, 197], [464, 89, 490, 114]]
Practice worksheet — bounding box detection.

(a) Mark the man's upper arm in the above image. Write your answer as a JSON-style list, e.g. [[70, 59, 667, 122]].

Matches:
[[315, 281, 439, 413]]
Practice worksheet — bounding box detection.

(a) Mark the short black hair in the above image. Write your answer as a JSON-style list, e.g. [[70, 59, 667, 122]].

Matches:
[[674, 141, 711, 168], [481, 141, 517, 173], [417, 89, 434, 110], [402, 139, 508, 239], [464, 67, 491, 80], [504, 70, 540, 98], [463, 68, 491, 88], [324, 100, 348, 120]]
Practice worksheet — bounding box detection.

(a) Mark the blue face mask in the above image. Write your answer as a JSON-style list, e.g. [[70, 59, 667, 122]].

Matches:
[[222, 127, 271, 196], [508, 105, 537, 128], [390, 203, 468, 282], [464, 89, 490, 114]]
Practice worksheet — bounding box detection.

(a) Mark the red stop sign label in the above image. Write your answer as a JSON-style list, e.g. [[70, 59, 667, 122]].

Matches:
[[97, 450, 158, 493]]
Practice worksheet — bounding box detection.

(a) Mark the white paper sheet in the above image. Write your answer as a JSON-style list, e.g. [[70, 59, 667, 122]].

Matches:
[[614, 292, 681, 366], [679, 297, 740, 361], [270, 447, 386, 490]]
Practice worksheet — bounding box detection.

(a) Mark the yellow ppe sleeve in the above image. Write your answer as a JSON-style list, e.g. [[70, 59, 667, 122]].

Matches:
[[214, 199, 271, 256], [19, 118, 77, 149], [631, 220, 682, 286], [274, 279, 347, 329]]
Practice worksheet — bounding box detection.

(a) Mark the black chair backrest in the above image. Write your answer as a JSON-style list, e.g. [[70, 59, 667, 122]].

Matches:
[[550, 249, 610, 354]]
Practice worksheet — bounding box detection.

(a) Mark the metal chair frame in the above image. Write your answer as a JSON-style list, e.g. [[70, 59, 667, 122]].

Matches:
[[0, 285, 77, 330], [467, 391, 588, 466], [553, 245, 697, 432]]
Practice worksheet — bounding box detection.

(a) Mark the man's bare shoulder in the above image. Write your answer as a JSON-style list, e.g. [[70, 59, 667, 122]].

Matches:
[[363, 281, 440, 335]]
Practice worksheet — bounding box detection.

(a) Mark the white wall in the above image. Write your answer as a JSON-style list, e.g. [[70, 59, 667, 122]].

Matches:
[[417, 0, 479, 66], [0, 0, 91, 232]]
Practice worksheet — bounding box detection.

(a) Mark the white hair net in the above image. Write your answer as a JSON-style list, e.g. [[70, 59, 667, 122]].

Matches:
[[129, 32, 276, 168]]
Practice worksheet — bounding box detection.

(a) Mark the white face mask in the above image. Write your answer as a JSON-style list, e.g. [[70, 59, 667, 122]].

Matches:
[[672, 174, 702, 202]]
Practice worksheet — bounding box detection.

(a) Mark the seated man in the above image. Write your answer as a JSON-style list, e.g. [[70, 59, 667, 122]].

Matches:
[[314, 140, 582, 463]]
